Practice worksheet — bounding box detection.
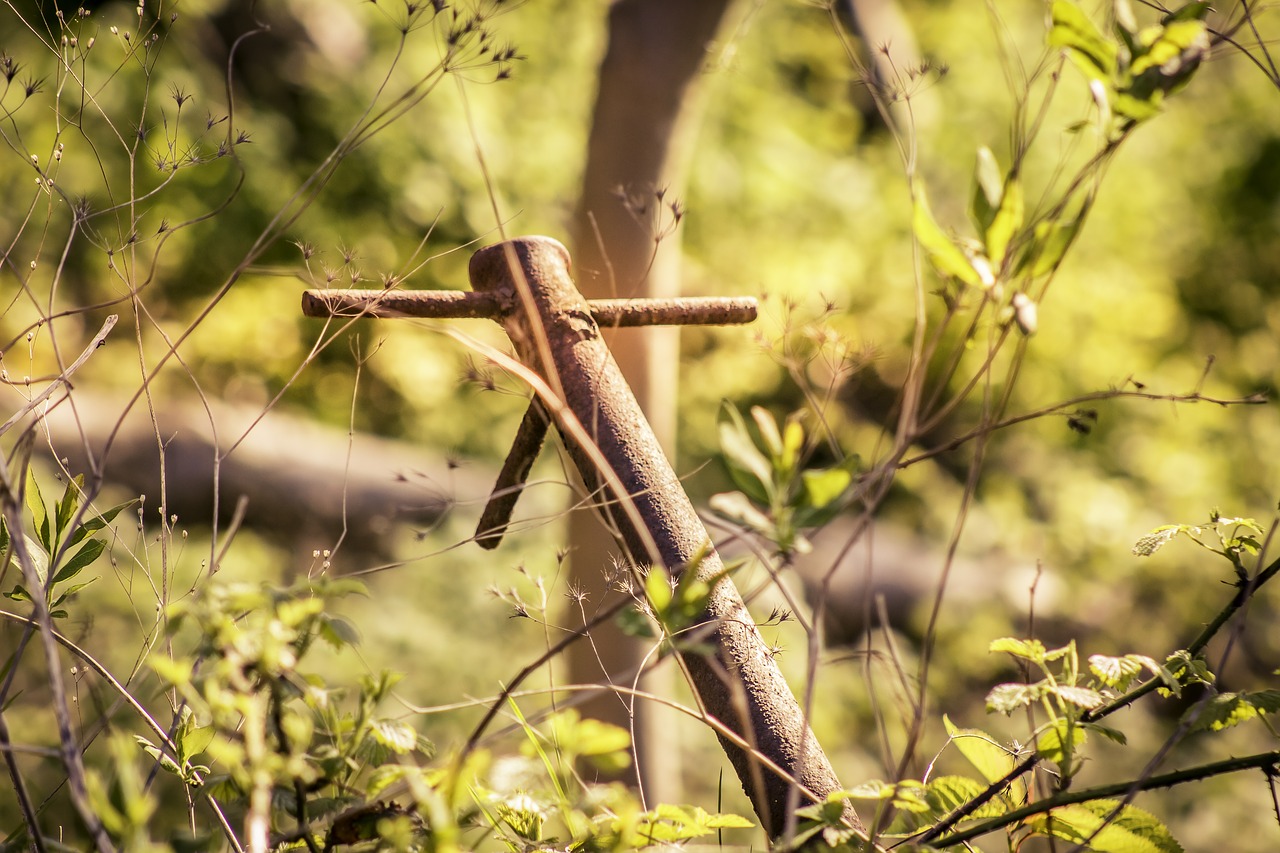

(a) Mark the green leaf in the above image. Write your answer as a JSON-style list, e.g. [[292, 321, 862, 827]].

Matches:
[[51, 578, 98, 609], [66, 498, 135, 550], [25, 471, 49, 553], [709, 491, 773, 536], [1187, 690, 1280, 733], [718, 404, 773, 504], [1048, 0, 1118, 81], [1029, 800, 1183, 853], [1162, 2, 1212, 24], [1090, 653, 1162, 691], [943, 716, 1024, 799], [780, 418, 804, 476], [971, 146, 1003, 233], [927, 775, 1008, 819], [317, 615, 361, 649], [1036, 718, 1086, 764], [370, 719, 418, 754], [801, 467, 852, 511], [750, 406, 783, 458], [1053, 684, 1106, 709], [1026, 211, 1086, 277], [1131, 524, 1188, 557], [645, 566, 673, 614], [51, 538, 105, 585], [985, 172, 1024, 269], [55, 474, 85, 547], [14, 533, 49, 589], [986, 681, 1045, 714], [913, 184, 983, 286], [1084, 721, 1128, 746], [181, 725, 216, 762], [989, 637, 1047, 663]]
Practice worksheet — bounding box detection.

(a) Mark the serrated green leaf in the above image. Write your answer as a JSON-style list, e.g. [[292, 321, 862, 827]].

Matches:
[[370, 719, 418, 754], [1131, 525, 1185, 557], [1030, 800, 1183, 853], [913, 184, 982, 286], [927, 775, 1008, 819], [1054, 685, 1106, 709], [1188, 690, 1280, 733], [989, 637, 1048, 662], [986, 682, 1045, 714], [1090, 653, 1162, 691], [1049, 0, 1118, 80], [943, 716, 1024, 802]]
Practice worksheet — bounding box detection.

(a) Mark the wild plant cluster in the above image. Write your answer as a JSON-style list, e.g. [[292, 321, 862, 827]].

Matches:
[[1, 1, 1279, 852]]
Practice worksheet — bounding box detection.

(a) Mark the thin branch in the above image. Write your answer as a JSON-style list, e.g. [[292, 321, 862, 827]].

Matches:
[[928, 749, 1280, 849], [0, 314, 118, 437]]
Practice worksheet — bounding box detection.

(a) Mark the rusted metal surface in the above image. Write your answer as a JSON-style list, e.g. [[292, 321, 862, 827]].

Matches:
[[301, 235, 856, 838], [302, 288, 756, 326], [467, 237, 856, 837]]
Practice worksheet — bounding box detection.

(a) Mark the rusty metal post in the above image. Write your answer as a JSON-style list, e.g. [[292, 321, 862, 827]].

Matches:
[[469, 237, 855, 838], [302, 236, 860, 838]]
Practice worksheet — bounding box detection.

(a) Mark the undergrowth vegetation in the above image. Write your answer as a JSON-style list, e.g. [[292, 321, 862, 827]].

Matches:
[[2, 1, 1280, 851]]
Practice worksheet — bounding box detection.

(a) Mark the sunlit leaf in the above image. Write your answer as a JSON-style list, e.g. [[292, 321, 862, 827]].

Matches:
[[1049, 0, 1118, 80], [986, 681, 1045, 714], [943, 716, 1024, 797], [913, 184, 982, 286], [927, 775, 1008, 819], [989, 637, 1048, 662], [971, 146, 1003, 232], [986, 172, 1024, 268], [1054, 685, 1106, 709], [1187, 690, 1280, 733], [1036, 718, 1086, 763], [718, 403, 773, 504], [1029, 800, 1183, 853], [51, 538, 105, 585]]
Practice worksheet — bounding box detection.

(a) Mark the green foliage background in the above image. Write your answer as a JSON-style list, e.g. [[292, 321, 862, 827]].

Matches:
[[2, 0, 1279, 849]]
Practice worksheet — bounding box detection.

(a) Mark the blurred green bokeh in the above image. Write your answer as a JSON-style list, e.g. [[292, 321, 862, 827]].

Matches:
[[2, 0, 1279, 848]]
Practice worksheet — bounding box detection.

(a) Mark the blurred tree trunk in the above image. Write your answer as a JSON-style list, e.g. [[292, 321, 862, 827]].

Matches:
[[567, 0, 737, 805], [567, 0, 927, 805]]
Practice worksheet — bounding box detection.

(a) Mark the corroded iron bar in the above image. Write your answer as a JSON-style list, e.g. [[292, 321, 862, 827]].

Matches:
[[302, 288, 757, 326], [467, 236, 857, 838]]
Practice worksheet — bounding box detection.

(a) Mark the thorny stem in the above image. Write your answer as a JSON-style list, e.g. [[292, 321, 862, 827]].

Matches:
[[906, 548, 1280, 848], [927, 749, 1280, 850]]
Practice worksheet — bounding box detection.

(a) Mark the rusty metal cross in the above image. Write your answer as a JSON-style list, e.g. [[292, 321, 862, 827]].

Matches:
[[301, 236, 857, 838]]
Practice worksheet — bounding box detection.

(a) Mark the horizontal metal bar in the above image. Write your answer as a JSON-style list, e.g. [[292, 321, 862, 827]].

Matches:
[[301, 289, 757, 326]]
